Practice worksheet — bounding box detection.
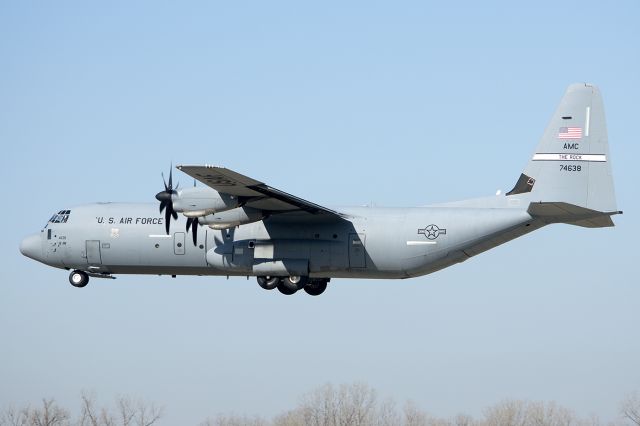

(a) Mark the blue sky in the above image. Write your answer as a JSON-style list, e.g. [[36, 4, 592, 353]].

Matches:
[[1, 1, 639, 424]]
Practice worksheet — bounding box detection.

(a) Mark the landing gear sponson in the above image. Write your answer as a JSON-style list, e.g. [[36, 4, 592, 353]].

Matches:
[[257, 276, 329, 296]]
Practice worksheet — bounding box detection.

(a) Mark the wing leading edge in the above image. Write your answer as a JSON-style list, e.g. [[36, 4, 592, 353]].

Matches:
[[176, 165, 345, 218]]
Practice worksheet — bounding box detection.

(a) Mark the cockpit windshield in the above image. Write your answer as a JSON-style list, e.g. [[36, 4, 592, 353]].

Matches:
[[48, 210, 71, 224]]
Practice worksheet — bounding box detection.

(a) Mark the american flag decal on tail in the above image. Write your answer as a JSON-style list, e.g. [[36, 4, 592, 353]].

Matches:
[[558, 127, 582, 139]]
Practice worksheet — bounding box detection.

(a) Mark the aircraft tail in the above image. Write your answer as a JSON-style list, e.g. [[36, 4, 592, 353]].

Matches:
[[507, 83, 621, 227]]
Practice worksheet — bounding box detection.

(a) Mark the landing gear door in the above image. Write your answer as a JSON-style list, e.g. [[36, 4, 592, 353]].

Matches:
[[348, 233, 366, 268], [86, 240, 102, 265]]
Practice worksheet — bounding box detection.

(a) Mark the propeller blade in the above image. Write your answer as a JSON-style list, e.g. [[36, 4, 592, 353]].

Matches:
[[168, 168, 173, 191], [171, 210, 178, 220], [162, 172, 168, 192], [186, 217, 199, 245], [164, 206, 172, 234]]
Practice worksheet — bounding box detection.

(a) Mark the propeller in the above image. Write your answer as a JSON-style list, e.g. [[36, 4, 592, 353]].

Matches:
[[186, 217, 200, 245], [155, 166, 178, 234]]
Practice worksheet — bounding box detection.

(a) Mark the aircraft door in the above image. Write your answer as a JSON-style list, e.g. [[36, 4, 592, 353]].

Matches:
[[86, 240, 102, 265], [348, 233, 366, 268], [174, 232, 185, 255]]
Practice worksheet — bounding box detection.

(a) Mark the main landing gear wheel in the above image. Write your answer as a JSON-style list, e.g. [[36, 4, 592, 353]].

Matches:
[[69, 270, 89, 288], [257, 276, 280, 290], [304, 279, 328, 296], [277, 282, 297, 295], [277, 275, 309, 295]]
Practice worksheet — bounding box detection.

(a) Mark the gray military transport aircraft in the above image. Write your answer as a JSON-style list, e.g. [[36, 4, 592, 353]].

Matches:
[[20, 83, 621, 296]]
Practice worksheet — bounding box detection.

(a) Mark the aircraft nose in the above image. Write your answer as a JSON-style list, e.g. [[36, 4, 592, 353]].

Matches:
[[20, 233, 42, 261]]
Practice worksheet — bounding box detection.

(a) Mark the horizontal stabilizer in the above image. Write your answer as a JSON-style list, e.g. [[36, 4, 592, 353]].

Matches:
[[528, 202, 621, 228]]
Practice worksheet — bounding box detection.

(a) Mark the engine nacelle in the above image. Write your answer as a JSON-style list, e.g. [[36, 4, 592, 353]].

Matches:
[[172, 187, 239, 216], [198, 207, 265, 230]]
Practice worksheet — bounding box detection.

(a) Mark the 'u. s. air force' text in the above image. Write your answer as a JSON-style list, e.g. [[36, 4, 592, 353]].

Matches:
[[96, 217, 164, 225]]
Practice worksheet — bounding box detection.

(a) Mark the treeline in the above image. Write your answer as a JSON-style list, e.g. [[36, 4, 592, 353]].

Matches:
[[2, 383, 639, 426]]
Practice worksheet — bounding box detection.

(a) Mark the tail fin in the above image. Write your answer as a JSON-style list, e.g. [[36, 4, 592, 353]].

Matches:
[[507, 83, 620, 227]]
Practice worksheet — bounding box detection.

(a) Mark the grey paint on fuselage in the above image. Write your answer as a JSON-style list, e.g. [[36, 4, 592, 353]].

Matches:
[[36, 198, 536, 280]]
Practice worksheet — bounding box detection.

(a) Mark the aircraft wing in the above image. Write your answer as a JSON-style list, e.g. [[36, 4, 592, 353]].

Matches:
[[176, 165, 345, 218]]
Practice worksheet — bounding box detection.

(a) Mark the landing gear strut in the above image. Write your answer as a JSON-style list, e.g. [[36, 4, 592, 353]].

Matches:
[[69, 270, 89, 288]]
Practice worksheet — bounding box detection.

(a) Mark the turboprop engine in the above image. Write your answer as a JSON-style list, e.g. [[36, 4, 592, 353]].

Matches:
[[172, 186, 240, 216], [154, 167, 251, 243]]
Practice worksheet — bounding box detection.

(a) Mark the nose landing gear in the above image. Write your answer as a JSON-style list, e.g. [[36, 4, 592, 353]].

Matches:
[[69, 270, 89, 288]]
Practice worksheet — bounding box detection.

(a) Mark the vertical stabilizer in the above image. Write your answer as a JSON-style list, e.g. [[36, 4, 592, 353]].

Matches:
[[508, 83, 618, 215]]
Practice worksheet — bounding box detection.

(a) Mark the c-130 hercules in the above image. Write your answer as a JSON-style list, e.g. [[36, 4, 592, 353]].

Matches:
[[20, 83, 621, 296]]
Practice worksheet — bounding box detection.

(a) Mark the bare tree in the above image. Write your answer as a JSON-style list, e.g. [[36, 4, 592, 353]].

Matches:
[[482, 399, 527, 426], [622, 392, 640, 426], [452, 414, 475, 426], [27, 399, 70, 426], [481, 399, 583, 426], [131, 399, 162, 426], [576, 414, 604, 426], [1, 393, 161, 426], [338, 382, 377, 426], [199, 414, 269, 426], [74, 393, 162, 426], [115, 397, 135, 426], [403, 400, 430, 426], [272, 409, 305, 426], [524, 401, 573, 426], [77, 392, 116, 426], [375, 398, 400, 426], [3, 384, 637, 426], [0, 406, 29, 426], [295, 382, 379, 426]]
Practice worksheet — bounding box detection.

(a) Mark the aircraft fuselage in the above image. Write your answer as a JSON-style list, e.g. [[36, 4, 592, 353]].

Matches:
[[22, 201, 537, 280]]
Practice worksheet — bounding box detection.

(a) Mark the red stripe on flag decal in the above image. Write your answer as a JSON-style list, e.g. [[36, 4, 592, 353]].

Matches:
[[558, 127, 582, 139]]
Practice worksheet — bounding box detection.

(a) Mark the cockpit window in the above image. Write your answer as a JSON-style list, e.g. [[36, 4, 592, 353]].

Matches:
[[49, 210, 71, 224]]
